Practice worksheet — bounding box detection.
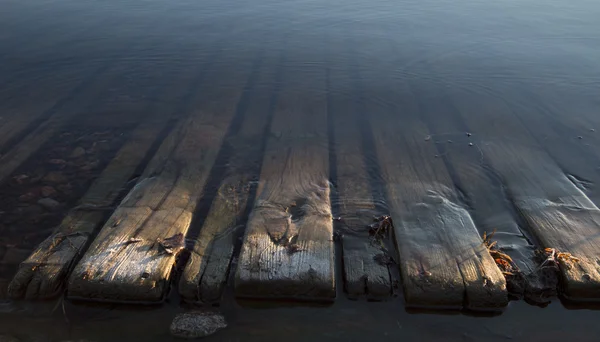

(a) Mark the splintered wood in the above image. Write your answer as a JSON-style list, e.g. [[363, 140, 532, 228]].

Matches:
[[67, 65, 252, 302], [234, 64, 335, 301], [484, 143, 600, 301]]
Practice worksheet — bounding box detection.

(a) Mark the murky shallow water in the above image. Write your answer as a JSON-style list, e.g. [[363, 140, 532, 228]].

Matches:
[[1, 0, 600, 340]]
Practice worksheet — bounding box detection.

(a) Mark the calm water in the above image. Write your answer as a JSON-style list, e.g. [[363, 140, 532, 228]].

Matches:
[[2, 0, 600, 340]]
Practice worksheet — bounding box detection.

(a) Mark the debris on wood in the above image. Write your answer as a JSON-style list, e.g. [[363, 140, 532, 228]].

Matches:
[[482, 229, 517, 275], [157, 233, 186, 255], [482, 230, 559, 304], [368, 215, 393, 239], [536, 247, 580, 270]]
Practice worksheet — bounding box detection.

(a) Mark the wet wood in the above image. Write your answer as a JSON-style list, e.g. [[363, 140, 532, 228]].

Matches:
[[439, 82, 600, 302], [483, 143, 600, 301], [67, 61, 254, 303], [494, 86, 600, 207], [179, 56, 278, 304], [6, 115, 174, 300], [234, 58, 335, 301], [411, 82, 556, 302], [360, 78, 507, 310], [328, 69, 391, 299]]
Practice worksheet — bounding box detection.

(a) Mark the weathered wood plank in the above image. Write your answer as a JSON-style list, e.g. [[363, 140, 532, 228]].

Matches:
[[356, 71, 507, 309], [328, 67, 391, 299], [234, 55, 335, 301], [439, 80, 600, 302], [0, 69, 122, 184], [67, 57, 255, 303], [482, 142, 600, 301], [6, 114, 177, 299], [409, 81, 556, 303], [489, 85, 600, 207], [179, 53, 279, 304]]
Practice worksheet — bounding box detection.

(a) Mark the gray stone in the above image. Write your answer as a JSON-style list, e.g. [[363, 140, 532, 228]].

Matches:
[[37, 198, 61, 210], [70, 147, 86, 158], [170, 312, 227, 338]]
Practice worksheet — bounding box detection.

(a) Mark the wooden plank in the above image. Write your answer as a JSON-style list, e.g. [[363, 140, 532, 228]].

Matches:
[[409, 80, 557, 303], [438, 79, 600, 301], [234, 51, 335, 301], [328, 65, 391, 299], [482, 143, 600, 301], [510, 88, 600, 205], [67, 53, 256, 303], [178, 52, 279, 304], [352, 61, 507, 309], [6, 113, 178, 299]]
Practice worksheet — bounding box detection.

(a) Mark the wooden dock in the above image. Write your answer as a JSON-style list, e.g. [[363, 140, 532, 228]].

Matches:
[[3, 45, 600, 312]]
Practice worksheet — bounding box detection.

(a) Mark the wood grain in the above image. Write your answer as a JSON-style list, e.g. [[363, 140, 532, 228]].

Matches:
[[179, 54, 278, 304], [234, 56, 335, 301], [67, 57, 255, 303], [328, 64, 391, 299], [483, 142, 600, 301], [410, 80, 555, 302], [440, 79, 600, 302], [355, 69, 507, 309], [7, 115, 176, 300]]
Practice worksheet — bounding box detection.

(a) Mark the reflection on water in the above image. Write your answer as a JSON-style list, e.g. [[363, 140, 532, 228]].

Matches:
[[1, 0, 600, 340]]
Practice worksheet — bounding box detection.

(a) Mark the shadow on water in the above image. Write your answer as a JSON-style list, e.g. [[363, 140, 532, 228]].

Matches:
[[2, 0, 600, 340]]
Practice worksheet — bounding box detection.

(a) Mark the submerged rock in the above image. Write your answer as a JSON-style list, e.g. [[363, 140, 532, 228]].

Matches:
[[37, 198, 61, 210], [170, 312, 227, 338], [70, 146, 86, 158]]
